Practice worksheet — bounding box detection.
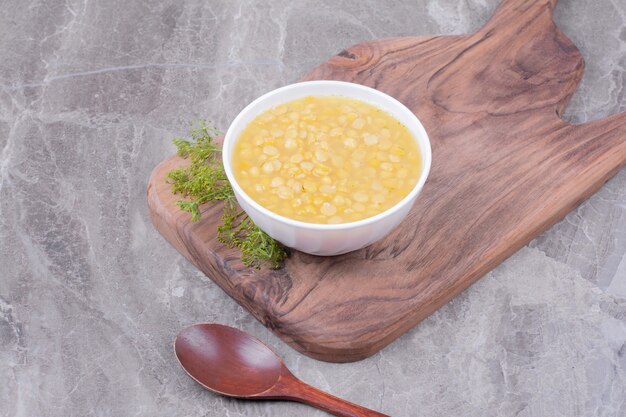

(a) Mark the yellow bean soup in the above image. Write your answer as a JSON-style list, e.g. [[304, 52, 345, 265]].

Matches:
[[232, 96, 422, 224]]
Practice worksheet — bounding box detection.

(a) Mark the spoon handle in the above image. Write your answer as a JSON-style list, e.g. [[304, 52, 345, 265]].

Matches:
[[276, 375, 390, 417]]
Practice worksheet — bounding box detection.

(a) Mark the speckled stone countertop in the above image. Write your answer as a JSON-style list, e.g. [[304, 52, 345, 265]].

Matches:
[[1, 1, 624, 416]]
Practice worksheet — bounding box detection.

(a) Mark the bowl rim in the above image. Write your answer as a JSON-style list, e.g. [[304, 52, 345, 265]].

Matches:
[[222, 80, 432, 231]]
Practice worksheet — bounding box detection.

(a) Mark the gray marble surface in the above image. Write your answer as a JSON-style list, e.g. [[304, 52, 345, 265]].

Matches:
[[0, 0, 624, 416]]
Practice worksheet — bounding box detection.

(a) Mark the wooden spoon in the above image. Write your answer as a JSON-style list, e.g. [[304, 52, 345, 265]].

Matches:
[[175, 323, 389, 417]]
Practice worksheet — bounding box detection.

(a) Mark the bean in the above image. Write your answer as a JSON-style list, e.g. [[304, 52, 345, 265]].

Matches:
[[320, 202, 337, 216], [263, 145, 279, 156]]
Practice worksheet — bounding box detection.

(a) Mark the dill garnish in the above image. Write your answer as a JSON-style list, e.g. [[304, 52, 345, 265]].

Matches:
[[166, 121, 288, 269]]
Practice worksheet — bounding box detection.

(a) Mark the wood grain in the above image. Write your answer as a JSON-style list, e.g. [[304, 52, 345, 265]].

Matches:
[[148, 0, 626, 362]]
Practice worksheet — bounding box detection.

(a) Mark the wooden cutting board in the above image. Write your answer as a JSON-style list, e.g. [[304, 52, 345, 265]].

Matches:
[[148, 0, 626, 362]]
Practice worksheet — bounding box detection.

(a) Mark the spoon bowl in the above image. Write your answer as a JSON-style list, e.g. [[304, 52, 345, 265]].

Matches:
[[175, 323, 389, 417], [175, 323, 283, 397]]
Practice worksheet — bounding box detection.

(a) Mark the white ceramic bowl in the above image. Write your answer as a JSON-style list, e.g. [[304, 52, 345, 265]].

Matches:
[[223, 80, 431, 256]]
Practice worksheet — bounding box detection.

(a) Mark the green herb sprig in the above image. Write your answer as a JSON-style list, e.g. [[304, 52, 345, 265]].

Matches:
[[167, 121, 288, 269]]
